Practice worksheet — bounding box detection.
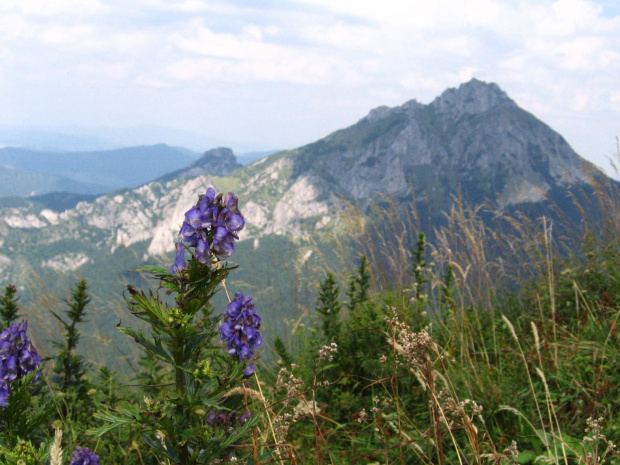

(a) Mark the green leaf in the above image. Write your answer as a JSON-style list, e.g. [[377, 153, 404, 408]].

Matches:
[[221, 413, 261, 447], [89, 405, 140, 436], [135, 265, 171, 275], [143, 434, 181, 463], [117, 327, 174, 363]]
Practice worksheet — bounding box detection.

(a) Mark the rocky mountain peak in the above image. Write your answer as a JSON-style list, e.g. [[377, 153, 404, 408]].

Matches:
[[155, 147, 241, 183], [291, 79, 596, 209], [364, 105, 392, 123], [193, 147, 240, 173], [363, 99, 423, 124], [432, 78, 515, 116]]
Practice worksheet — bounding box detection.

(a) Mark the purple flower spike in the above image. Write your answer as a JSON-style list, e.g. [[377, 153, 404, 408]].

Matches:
[[174, 186, 245, 269], [70, 446, 100, 465], [0, 320, 41, 407], [220, 292, 262, 375]]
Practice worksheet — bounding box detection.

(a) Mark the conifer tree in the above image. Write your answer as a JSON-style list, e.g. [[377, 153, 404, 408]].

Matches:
[[273, 336, 294, 368], [0, 285, 20, 329], [316, 272, 342, 342], [409, 232, 429, 301], [346, 255, 371, 312], [52, 279, 91, 395]]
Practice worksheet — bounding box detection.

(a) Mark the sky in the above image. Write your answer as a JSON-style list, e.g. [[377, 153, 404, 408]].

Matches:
[[1, 0, 619, 171]]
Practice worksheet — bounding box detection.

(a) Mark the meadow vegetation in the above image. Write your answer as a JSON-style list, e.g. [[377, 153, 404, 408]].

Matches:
[[0, 168, 619, 464]]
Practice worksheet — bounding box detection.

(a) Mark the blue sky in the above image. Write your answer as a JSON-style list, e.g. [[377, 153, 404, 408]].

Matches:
[[1, 0, 619, 171]]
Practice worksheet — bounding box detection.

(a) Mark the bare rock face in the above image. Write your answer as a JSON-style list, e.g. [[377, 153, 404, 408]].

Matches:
[[432, 78, 512, 116], [290, 78, 596, 208]]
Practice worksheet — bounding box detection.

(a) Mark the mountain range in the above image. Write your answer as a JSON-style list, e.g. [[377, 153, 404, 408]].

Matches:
[[0, 78, 610, 369], [0, 144, 199, 196], [0, 145, 276, 199]]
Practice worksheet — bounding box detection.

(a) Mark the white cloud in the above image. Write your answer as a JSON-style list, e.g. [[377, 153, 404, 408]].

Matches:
[[0, 0, 103, 17], [534, 0, 603, 36]]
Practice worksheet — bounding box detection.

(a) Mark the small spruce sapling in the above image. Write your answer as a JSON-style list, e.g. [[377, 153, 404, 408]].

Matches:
[[52, 279, 92, 396], [440, 263, 456, 319], [273, 336, 294, 369], [316, 272, 343, 343], [409, 233, 429, 301], [346, 255, 371, 312], [408, 232, 430, 328], [0, 284, 20, 329]]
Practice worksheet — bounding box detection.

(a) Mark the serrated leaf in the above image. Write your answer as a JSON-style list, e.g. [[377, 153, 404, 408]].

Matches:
[[118, 327, 174, 363]]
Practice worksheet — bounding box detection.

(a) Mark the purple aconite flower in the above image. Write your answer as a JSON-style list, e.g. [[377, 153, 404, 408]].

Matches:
[[172, 187, 245, 272], [169, 241, 187, 274], [70, 446, 100, 465], [0, 320, 41, 407], [220, 292, 262, 375], [206, 409, 252, 428]]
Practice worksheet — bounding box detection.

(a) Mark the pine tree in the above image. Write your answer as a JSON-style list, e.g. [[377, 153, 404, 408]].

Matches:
[[273, 336, 294, 368], [52, 279, 91, 394], [316, 272, 343, 343], [346, 255, 371, 312], [0, 284, 20, 328], [409, 232, 429, 302]]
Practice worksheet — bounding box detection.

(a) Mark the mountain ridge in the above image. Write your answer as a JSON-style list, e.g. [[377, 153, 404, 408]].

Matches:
[[0, 79, 604, 264]]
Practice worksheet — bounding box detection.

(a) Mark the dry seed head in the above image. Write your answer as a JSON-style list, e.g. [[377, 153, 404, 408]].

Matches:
[[531, 321, 540, 355], [293, 400, 320, 419], [223, 386, 264, 402], [49, 429, 63, 465], [502, 315, 519, 343]]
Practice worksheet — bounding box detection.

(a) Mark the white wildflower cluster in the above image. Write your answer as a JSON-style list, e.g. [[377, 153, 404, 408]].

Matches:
[[273, 412, 295, 440], [276, 365, 304, 397], [371, 396, 382, 415], [385, 309, 433, 369], [318, 342, 338, 362], [503, 441, 519, 463], [482, 440, 519, 464], [583, 417, 618, 464], [439, 389, 483, 418], [293, 400, 320, 419], [273, 365, 307, 442]]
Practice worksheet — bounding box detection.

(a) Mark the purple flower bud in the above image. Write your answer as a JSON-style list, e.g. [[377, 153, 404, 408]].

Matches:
[[239, 411, 252, 425], [170, 242, 187, 275], [70, 446, 100, 465]]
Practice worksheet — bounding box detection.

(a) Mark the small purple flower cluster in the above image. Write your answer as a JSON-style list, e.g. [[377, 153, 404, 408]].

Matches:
[[0, 320, 41, 407], [220, 292, 262, 375], [206, 409, 251, 428], [171, 187, 245, 273], [70, 446, 100, 465]]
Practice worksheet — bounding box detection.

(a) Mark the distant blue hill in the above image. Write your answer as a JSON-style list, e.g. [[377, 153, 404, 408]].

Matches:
[[0, 144, 199, 195], [0, 165, 107, 198]]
